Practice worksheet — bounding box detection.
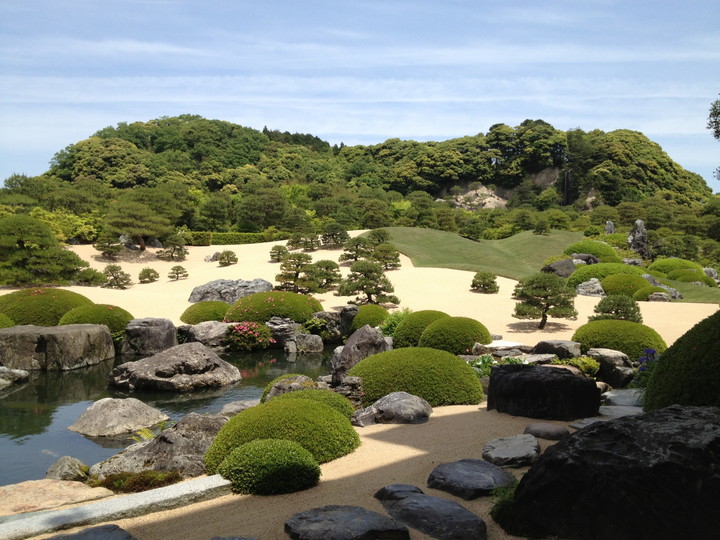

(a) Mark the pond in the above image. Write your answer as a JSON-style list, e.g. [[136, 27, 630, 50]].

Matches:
[[0, 348, 332, 487]]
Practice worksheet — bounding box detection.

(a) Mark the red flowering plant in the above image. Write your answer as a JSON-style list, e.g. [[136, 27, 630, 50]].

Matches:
[[224, 321, 276, 352]]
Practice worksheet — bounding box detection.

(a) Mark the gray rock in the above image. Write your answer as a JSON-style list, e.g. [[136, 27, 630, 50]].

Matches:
[[482, 434, 540, 467], [68, 397, 169, 437], [523, 422, 570, 440], [330, 325, 391, 386], [704, 267, 719, 280], [204, 252, 222, 262], [576, 278, 605, 297], [605, 220, 615, 234], [186, 321, 233, 349], [531, 340, 581, 359], [316, 375, 364, 409], [291, 333, 324, 354], [513, 353, 558, 364], [338, 305, 359, 336], [284, 504, 409, 539], [45, 456, 88, 481], [89, 412, 227, 479], [374, 484, 487, 540], [0, 324, 114, 371], [120, 318, 177, 356], [219, 399, 260, 417], [587, 347, 635, 388], [352, 392, 432, 426], [658, 284, 683, 299], [45, 524, 138, 540], [491, 347, 532, 359], [109, 342, 241, 392], [602, 388, 643, 407], [648, 292, 672, 302], [0, 365, 30, 389], [571, 253, 600, 265], [622, 258, 644, 266], [427, 459, 515, 500], [265, 316, 300, 348], [599, 405, 643, 418], [541, 258, 576, 278], [263, 374, 316, 401], [627, 219, 650, 259], [188, 278, 273, 304]]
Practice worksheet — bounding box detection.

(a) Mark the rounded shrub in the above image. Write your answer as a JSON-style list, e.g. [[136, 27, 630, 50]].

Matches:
[[567, 263, 646, 288], [180, 301, 230, 325], [648, 257, 703, 274], [272, 389, 355, 419], [347, 347, 484, 407], [644, 310, 720, 411], [418, 316, 492, 355], [0, 312, 14, 328], [217, 439, 320, 495], [0, 288, 93, 326], [224, 291, 322, 324], [563, 240, 621, 263], [666, 269, 717, 287], [392, 310, 450, 348], [350, 304, 389, 332], [572, 320, 667, 362], [204, 398, 360, 473], [633, 286, 669, 301], [58, 304, 134, 334], [599, 273, 651, 297]]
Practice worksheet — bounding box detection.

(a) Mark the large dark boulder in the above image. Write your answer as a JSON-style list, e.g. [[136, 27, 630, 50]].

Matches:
[[109, 342, 241, 392], [541, 258, 576, 278], [587, 347, 635, 388], [285, 505, 409, 539], [187, 278, 273, 304], [487, 364, 600, 420], [330, 325, 391, 385], [0, 324, 114, 371], [531, 339, 581, 359], [120, 318, 177, 356], [502, 405, 720, 540]]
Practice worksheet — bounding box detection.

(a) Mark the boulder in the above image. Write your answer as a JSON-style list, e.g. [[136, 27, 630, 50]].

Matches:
[[704, 267, 719, 281], [316, 375, 364, 409], [482, 434, 540, 467], [89, 413, 227, 479], [627, 219, 650, 258], [570, 253, 600, 265], [186, 321, 233, 349], [204, 252, 222, 262], [503, 405, 720, 539], [109, 342, 241, 392], [374, 484, 487, 540], [427, 459, 515, 500], [0, 324, 114, 371], [622, 258, 643, 266], [187, 278, 273, 304], [575, 278, 605, 297], [68, 397, 169, 437], [120, 318, 177, 356], [219, 399, 260, 417], [648, 292, 672, 302], [45, 456, 88, 481], [487, 364, 601, 421], [310, 311, 344, 342], [330, 325, 391, 386], [290, 333, 324, 354], [523, 422, 569, 440], [541, 258, 576, 278], [531, 340, 581, 359], [352, 392, 432, 427], [0, 365, 30, 389], [605, 220, 615, 234], [285, 505, 409, 539], [586, 347, 635, 388], [264, 374, 317, 401], [45, 524, 139, 539], [338, 305, 359, 336], [265, 317, 300, 348]]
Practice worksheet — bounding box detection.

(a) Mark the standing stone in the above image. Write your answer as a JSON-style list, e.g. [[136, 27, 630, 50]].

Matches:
[[605, 220, 615, 234], [265, 317, 300, 348], [330, 325, 391, 386], [120, 318, 177, 356], [68, 397, 169, 437], [627, 219, 650, 259]]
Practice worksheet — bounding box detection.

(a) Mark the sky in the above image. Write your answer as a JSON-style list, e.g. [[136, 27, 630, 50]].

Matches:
[[1, 0, 718, 192]]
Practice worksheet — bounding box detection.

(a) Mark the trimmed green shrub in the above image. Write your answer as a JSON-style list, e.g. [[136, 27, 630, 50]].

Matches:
[[471, 272, 500, 293], [600, 274, 651, 297], [392, 310, 450, 348], [59, 304, 134, 334], [217, 439, 320, 495], [563, 240, 621, 263], [350, 304, 390, 332], [180, 301, 230, 325], [261, 373, 312, 402], [347, 347, 484, 407], [644, 311, 720, 411], [589, 295, 643, 323], [272, 389, 355, 419], [186, 231, 212, 246], [567, 263, 646, 288], [418, 316, 492, 355], [138, 267, 160, 283], [379, 308, 412, 337], [0, 288, 93, 326], [572, 320, 667, 362], [647, 257, 703, 274], [644, 269, 668, 279], [204, 399, 360, 473], [75, 268, 108, 286], [666, 269, 717, 287], [224, 291, 322, 324], [633, 286, 669, 301], [0, 312, 15, 328], [211, 232, 267, 245]]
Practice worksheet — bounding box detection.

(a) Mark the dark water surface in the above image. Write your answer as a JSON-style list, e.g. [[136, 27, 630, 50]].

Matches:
[[0, 349, 331, 486]]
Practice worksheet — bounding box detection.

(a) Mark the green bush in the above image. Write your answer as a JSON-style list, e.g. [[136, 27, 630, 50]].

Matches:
[[0, 312, 15, 328], [563, 240, 621, 262], [269, 245, 289, 262], [644, 311, 720, 411], [218, 250, 238, 267], [261, 373, 312, 402], [471, 272, 500, 293], [647, 257, 703, 274], [217, 439, 320, 495], [138, 267, 160, 283], [211, 232, 267, 245], [347, 347, 484, 407], [551, 356, 600, 377], [224, 291, 322, 324], [572, 320, 667, 362], [567, 263, 646, 288], [0, 288, 93, 326], [350, 304, 390, 332], [418, 316, 492, 355], [204, 399, 360, 473], [589, 295, 643, 323], [186, 231, 212, 246], [102, 264, 134, 289], [168, 265, 188, 280], [180, 301, 230, 325], [599, 274, 651, 297], [271, 389, 355, 419], [666, 269, 717, 287], [59, 304, 134, 334], [224, 321, 275, 351], [633, 286, 669, 301], [392, 310, 450, 348], [75, 267, 108, 286], [379, 308, 412, 337]]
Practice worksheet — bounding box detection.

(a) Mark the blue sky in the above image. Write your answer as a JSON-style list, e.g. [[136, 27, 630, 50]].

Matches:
[[1, 0, 718, 192]]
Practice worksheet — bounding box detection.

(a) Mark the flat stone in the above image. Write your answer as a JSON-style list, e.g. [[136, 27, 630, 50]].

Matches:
[[0, 480, 113, 516], [44, 524, 138, 539], [599, 405, 643, 418], [219, 400, 260, 417], [523, 422, 570, 440], [284, 505, 409, 539], [603, 389, 643, 407], [531, 340, 581, 359], [482, 434, 540, 467], [427, 459, 515, 500], [68, 397, 169, 437], [188, 278, 272, 304]]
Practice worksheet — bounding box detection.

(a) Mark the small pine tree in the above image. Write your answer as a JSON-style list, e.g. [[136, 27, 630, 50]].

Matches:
[[367, 228, 391, 246], [589, 295, 643, 323], [168, 265, 188, 281], [370, 243, 401, 270], [338, 237, 373, 263], [275, 253, 313, 292], [93, 235, 123, 260], [138, 267, 160, 283], [471, 272, 500, 293], [269, 245, 289, 262], [337, 260, 400, 305], [103, 264, 134, 289], [218, 250, 238, 267], [512, 272, 577, 329], [321, 222, 350, 248], [157, 233, 188, 261], [304, 260, 341, 292]]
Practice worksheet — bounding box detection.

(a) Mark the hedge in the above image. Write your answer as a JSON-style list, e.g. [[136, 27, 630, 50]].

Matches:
[[647, 257, 703, 274], [599, 273, 651, 297], [350, 304, 390, 332], [271, 389, 356, 419], [0, 312, 14, 328]]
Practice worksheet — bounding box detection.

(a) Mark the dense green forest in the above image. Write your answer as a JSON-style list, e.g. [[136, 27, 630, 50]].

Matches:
[[1, 114, 719, 285]]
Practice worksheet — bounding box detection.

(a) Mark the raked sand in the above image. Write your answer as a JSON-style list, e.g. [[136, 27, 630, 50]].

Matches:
[[12, 239, 719, 539]]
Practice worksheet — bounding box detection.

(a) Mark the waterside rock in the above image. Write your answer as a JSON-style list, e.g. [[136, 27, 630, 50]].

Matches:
[[67, 397, 169, 437], [330, 325, 391, 385], [120, 318, 177, 356]]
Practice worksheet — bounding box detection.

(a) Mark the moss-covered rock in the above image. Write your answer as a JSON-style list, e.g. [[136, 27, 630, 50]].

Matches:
[[600, 274, 651, 297], [0, 288, 93, 326], [180, 301, 230, 325], [348, 347, 484, 407], [350, 304, 389, 332], [643, 310, 720, 411], [567, 263, 646, 288], [59, 304, 134, 334], [272, 389, 355, 419], [392, 310, 449, 348], [572, 320, 667, 362], [563, 240, 622, 263], [224, 291, 322, 324], [418, 316, 492, 355]]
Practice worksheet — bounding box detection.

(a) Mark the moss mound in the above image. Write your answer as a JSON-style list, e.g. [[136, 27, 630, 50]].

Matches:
[[58, 304, 134, 334], [271, 389, 355, 419], [563, 240, 621, 262], [648, 257, 703, 274], [600, 273, 651, 297], [224, 291, 322, 324], [204, 399, 360, 473], [0, 312, 14, 328], [348, 347, 484, 407], [180, 301, 230, 325], [567, 263, 646, 288], [392, 310, 450, 348], [217, 439, 320, 495], [633, 286, 669, 301], [644, 310, 720, 411], [0, 288, 93, 326], [666, 269, 717, 287], [418, 316, 492, 355], [350, 304, 390, 332], [572, 320, 667, 362]]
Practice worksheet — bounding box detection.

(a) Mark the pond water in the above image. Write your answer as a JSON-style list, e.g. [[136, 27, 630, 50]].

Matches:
[[0, 348, 331, 487]]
